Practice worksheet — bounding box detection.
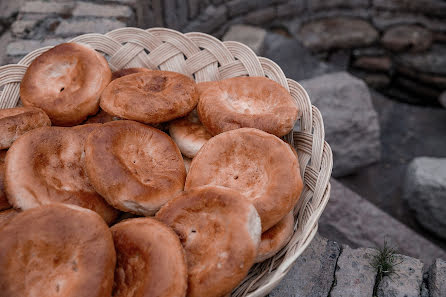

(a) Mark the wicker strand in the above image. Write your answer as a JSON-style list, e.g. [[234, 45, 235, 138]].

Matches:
[[0, 27, 332, 297]]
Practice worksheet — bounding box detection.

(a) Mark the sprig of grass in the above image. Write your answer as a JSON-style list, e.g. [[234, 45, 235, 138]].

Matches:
[[371, 240, 401, 296]]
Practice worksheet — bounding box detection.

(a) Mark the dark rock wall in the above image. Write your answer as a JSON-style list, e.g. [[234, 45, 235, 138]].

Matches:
[[137, 0, 446, 105]]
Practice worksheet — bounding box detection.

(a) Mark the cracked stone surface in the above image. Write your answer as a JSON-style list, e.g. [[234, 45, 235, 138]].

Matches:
[[429, 259, 446, 297], [330, 245, 377, 297], [269, 234, 340, 297], [377, 254, 424, 297], [320, 179, 446, 265]]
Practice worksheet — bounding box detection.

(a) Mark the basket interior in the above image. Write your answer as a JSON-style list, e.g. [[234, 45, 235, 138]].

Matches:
[[0, 27, 333, 297]]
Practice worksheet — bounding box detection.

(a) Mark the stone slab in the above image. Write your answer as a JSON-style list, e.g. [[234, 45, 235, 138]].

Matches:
[[377, 254, 424, 297], [330, 246, 377, 297], [269, 234, 340, 297], [429, 258, 446, 297], [223, 24, 266, 55], [320, 178, 446, 265]]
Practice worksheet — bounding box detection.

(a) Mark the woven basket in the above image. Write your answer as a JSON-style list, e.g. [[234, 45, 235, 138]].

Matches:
[[0, 27, 332, 297]]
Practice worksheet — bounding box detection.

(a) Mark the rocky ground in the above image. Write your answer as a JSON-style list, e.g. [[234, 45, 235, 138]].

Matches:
[[269, 233, 446, 297], [1, 0, 446, 295]]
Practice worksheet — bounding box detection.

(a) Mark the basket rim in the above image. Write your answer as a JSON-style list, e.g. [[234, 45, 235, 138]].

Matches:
[[0, 27, 333, 297]]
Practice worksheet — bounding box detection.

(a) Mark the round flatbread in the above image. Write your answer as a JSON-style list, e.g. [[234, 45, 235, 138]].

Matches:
[[100, 70, 198, 124], [111, 67, 150, 81], [197, 76, 298, 137], [84, 120, 186, 215], [0, 204, 116, 297], [185, 128, 303, 231], [169, 109, 212, 158], [5, 124, 118, 224], [0, 107, 51, 149], [111, 218, 187, 297], [20, 42, 112, 126], [0, 150, 11, 210], [0, 208, 18, 229], [255, 212, 294, 263], [183, 156, 192, 173], [156, 185, 261, 297], [84, 109, 120, 124]]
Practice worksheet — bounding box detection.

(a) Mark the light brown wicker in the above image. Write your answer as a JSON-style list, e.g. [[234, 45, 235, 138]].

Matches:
[[0, 27, 333, 297]]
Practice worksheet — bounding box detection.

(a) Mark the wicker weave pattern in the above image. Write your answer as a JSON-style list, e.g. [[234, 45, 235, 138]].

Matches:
[[0, 27, 332, 297]]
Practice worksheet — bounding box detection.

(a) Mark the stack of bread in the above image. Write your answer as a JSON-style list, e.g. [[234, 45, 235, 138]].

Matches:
[[0, 42, 303, 297]]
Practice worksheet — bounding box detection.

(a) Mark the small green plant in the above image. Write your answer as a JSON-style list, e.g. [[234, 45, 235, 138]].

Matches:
[[371, 240, 401, 297]]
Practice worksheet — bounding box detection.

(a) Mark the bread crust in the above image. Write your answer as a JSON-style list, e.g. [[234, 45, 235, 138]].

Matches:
[[185, 128, 303, 231], [84, 120, 186, 215], [100, 70, 198, 124], [255, 212, 294, 263], [197, 77, 298, 137], [111, 217, 187, 297], [20, 43, 112, 126], [111, 67, 150, 81], [156, 185, 261, 297], [169, 109, 212, 158], [0, 107, 51, 149], [4, 124, 118, 224], [0, 208, 18, 229], [0, 204, 116, 297], [0, 150, 11, 210]]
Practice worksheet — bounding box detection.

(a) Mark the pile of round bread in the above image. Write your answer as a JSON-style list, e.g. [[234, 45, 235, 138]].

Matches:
[[0, 43, 303, 297]]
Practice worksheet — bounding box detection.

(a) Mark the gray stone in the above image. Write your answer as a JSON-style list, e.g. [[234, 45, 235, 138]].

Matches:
[[243, 7, 276, 26], [137, 0, 163, 28], [20, 1, 75, 14], [223, 25, 266, 55], [309, 0, 368, 11], [373, 0, 446, 18], [393, 77, 441, 103], [299, 72, 380, 176], [226, 0, 272, 17], [353, 56, 392, 72], [327, 49, 351, 70], [0, 31, 13, 65], [188, 0, 201, 19], [183, 5, 227, 34], [298, 17, 378, 52], [372, 11, 446, 33], [352, 47, 387, 57], [381, 25, 433, 53], [403, 157, 446, 240], [354, 72, 391, 89], [339, 90, 446, 246], [269, 234, 340, 297], [163, 0, 188, 30], [396, 45, 446, 76], [277, 2, 305, 18], [440, 91, 446, 108], [330, 246, 377, 297], [0, 0, 27, 20], [429, 259, 446, 297], [263, 33, 337, 81], [72, 2, 133, 19], [55, 19, 126, 36], [320, 179, 446, 265], [283, 8, 372, 37], [377, 254, 424, 297], [106, 0, 138, 5], [6, 38, 68, 56], [11, 20, 39, 38], [421, 274, 430, 297], [434, 31, 446, 42], [396, 65, 446, 89]]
